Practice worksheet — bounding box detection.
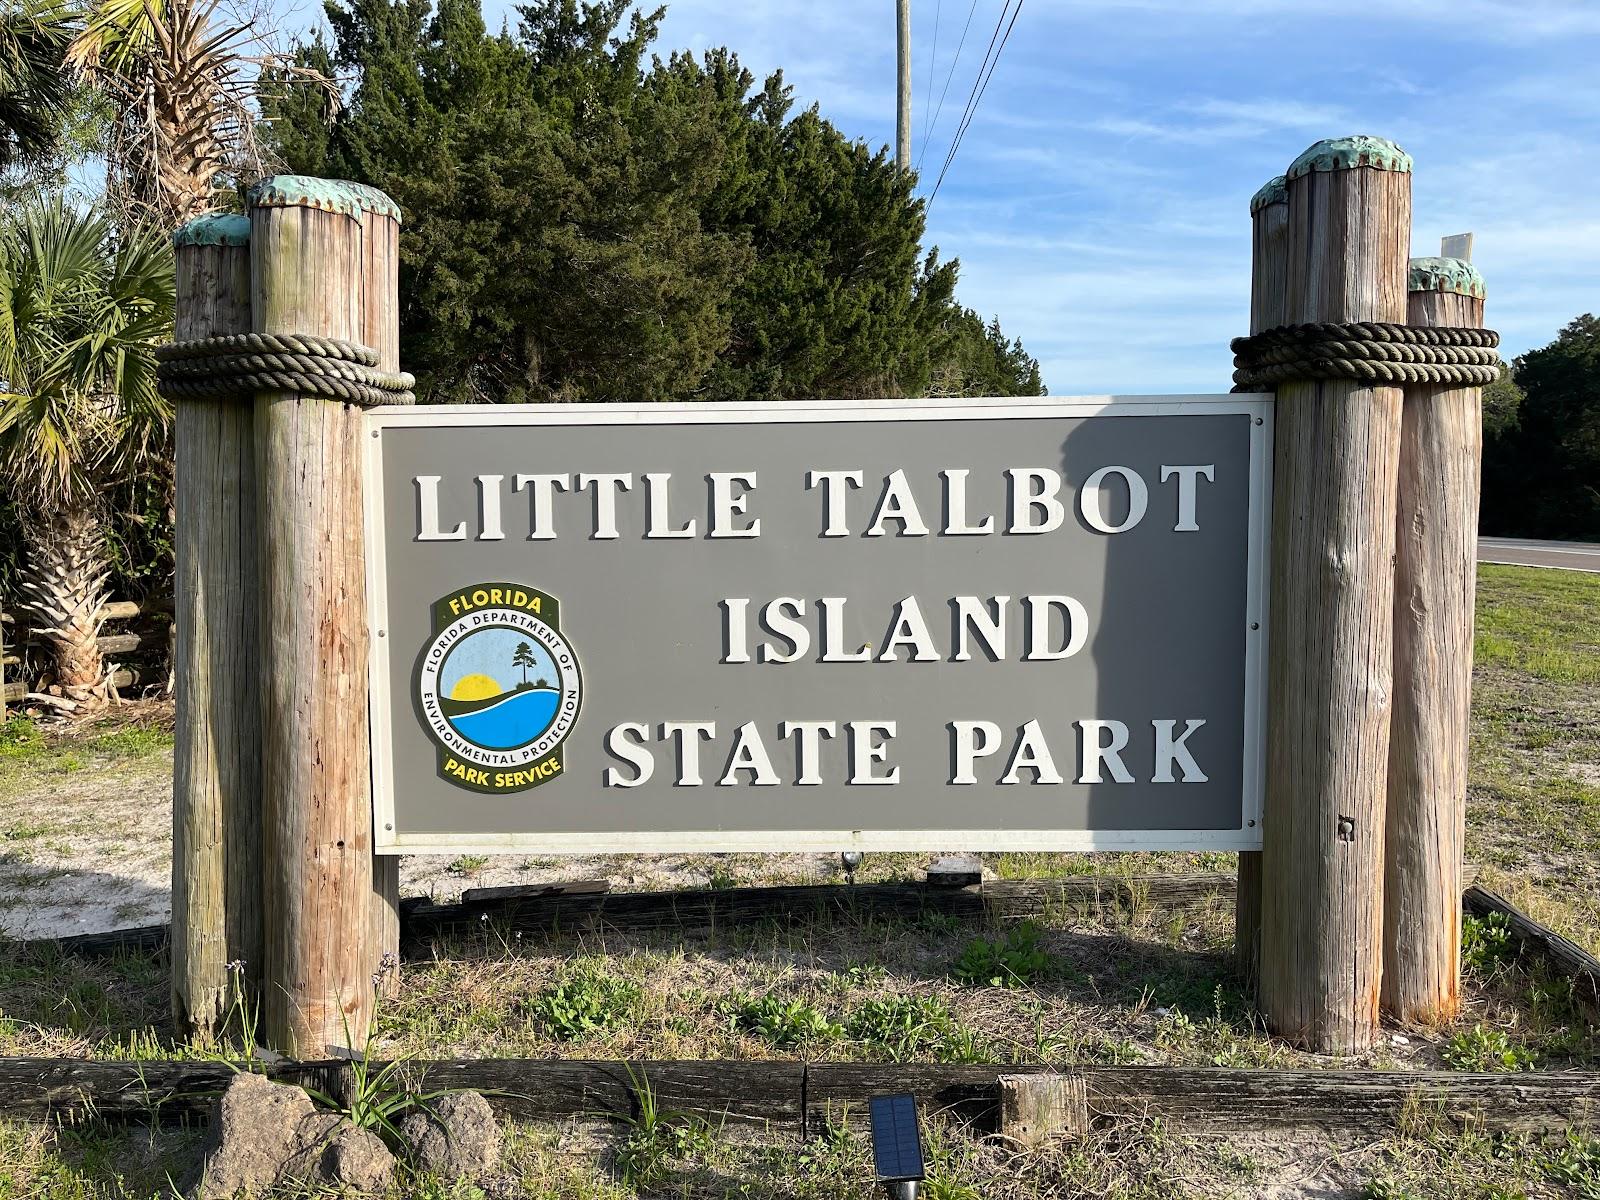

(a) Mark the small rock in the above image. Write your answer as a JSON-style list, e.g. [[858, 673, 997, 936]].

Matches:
[[283, 1112, 397, 1191], [186, 1073, 316, 1200], [1151, 1006, 1172, 1019], [1391, 1033, 1411, 1046], [398, 1091, 501, 1179]]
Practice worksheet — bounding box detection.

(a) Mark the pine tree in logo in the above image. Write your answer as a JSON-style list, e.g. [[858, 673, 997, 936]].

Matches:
[[512, 641, 536, 687]]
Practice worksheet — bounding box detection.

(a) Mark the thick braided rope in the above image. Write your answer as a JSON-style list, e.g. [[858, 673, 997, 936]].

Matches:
[[156, 332, 415, 406], [1231, 321, 1500, 391]]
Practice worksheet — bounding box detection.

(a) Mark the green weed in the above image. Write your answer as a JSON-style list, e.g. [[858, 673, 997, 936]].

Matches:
[[845, 995, 969, 1062], [613, 1066, 715, 1188], [951, 919, 1050, 987], [1462, 912, 1517, 975], [726, 993, 841, 1048], [1441, 1024, 1538, 1072], [526, 965, 641, 1041]]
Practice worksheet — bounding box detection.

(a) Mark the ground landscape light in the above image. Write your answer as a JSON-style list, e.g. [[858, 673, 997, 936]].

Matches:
[[869, 1093, 926, 1198]]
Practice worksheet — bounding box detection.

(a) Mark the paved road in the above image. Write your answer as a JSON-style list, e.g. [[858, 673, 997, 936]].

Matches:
[[1478, 537, 1600, 573]]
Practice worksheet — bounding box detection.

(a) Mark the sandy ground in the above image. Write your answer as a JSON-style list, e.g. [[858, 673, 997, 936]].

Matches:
[[0, 743, 877, 939]]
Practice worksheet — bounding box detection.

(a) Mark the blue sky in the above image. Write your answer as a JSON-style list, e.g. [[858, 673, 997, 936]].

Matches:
[[274, 0, 1600, 394]]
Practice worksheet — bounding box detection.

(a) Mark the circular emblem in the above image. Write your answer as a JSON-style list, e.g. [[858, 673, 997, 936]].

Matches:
[[416, 584, 581, 793]]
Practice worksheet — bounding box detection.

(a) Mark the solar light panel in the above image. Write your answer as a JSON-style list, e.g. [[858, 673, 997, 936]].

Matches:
[[869, 1093, 926, 1182]]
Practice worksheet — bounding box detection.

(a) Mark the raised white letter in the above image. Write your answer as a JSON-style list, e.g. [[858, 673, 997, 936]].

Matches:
[[1160, 465, 1215, 532], [878, 596, 938, 662], [710, 472, 760, 538], [951, 720, 1002, 784], [1078, 720, 1134, 783], [819, 597, 872, 662], [604, 723, 654, 787], [942, 469, 995, 535], [1080, 465, 1148, 534], [415, 475, 467, 541], [661, 721, 716, 786], [1001, 720, 1064, 785], [720, 722, 780, 786], [952, 596, 1008, 662], [782, 720, 837, 786], [866, 469, 929, 537], [1008, 468, 1066, 534], [1025, 596, 1089, 661], [722, 598, 751, 664], [512, 473, 570, 540], [577, 472, 633, 540], [1153, 718, 1209, 783], [760, 598, 810, 663], [808, 470, 863, 536], [645, 472, 696, 538], [476, 474, 505, 541], [848, 721, 900, 784]]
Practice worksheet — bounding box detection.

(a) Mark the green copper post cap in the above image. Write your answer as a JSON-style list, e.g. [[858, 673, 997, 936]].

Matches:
[[173, 212, 250, 248], [247, 176, 402, 222], [1250, 175, 1287, 214], [1408, 256, 1486, 299], [1287, 135, 1412, 179]]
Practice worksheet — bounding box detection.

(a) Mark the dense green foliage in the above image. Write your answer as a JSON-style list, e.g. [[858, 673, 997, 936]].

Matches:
[[260, 0, 1041, 404], [1483, 315, 1600, 540]]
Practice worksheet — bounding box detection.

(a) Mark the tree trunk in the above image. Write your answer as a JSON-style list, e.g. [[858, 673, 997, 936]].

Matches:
[[17, 499, 110, 703]]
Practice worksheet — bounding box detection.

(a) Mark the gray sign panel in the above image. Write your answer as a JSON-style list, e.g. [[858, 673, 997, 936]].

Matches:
[[365, 396, 1272, 854]]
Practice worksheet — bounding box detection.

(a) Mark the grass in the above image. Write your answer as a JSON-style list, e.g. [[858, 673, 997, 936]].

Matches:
[[0, 564, 1597, 1197]]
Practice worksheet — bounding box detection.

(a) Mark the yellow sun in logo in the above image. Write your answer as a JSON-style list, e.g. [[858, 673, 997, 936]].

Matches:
[[450, 673, 504, 701]]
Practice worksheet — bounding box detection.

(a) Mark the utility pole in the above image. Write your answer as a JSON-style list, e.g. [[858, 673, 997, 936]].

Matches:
[[896, 0, 911, 171]]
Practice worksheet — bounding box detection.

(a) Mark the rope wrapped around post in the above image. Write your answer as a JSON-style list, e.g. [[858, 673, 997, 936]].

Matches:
[[156, 332, 416, 406], [1231, 320, 1500, 391]]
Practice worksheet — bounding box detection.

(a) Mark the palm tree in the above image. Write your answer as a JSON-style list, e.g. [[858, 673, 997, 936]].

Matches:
[[0, 0, 76, 175], [513, 641, 535, 686], [65, 0, 268, 223], [0, 198, 173, 704]]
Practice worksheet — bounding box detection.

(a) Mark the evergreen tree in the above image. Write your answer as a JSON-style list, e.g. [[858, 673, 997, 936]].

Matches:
[[1481, 315, 1600, 540], [260, 0, 1041, 403]]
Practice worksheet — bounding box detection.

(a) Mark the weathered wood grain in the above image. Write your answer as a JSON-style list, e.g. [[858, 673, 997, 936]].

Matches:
[[252, 197, 376, 1057], [1, 1057, 1593, 1139], [1261, 143, 1411, 1052], [171, 234, 261, 1039], [1237, 176, 1289, 989], [357, 201, 402, 998], [1384, 272, 1486, 1025]]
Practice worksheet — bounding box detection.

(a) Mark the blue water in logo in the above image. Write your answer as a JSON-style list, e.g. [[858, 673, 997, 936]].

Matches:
[[446, 688, 560, 750]]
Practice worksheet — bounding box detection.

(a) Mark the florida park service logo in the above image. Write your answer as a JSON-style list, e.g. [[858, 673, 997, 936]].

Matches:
[[416, 583, 581, 794]]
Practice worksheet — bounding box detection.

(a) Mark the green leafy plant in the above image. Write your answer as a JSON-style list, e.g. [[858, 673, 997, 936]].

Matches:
[[1461, 911, 1516, 975], [727, 993, 841, 1048], [846, 995, 964, 1062], [613, 1066, 715, 1188], [951, 920, 1051, 987], [526, 965, 641, 1041], [1441, 1024, 1538, 1072]]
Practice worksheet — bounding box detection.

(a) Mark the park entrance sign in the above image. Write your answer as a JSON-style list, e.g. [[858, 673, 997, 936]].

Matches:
[[364, 395, 1272, 855]]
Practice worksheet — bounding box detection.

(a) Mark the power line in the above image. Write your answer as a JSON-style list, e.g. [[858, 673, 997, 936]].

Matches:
[[932, 0, 1015, 188], [917, 0, 980, 172], [930, 0, 1024, 203], [919, 0, 942, 159]]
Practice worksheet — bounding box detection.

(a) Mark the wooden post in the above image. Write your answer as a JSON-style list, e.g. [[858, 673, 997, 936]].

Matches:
[[1259, 137, 1412, 1053], [1383, 251, 1486, 1025], [251, 177, 400, 1055], [170, 214, 261, 1038], [1235, 173, 1288, 988], [353, 189, 403, 995]]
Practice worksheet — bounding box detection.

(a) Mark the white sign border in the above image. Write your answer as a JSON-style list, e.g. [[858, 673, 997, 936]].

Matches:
[[363, 394, 1274, 856]]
